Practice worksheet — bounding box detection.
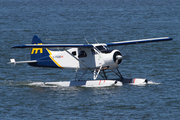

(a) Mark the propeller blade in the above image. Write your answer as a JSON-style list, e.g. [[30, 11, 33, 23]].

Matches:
[[116, 55, 123, 60], [115, 55, 123, 64]]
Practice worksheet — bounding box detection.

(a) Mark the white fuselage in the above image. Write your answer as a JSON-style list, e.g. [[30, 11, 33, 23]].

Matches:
[[48, 45, 122, 70]]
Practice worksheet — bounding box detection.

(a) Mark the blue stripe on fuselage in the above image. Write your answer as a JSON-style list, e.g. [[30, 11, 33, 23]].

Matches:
[[37, 56, 59, 68]]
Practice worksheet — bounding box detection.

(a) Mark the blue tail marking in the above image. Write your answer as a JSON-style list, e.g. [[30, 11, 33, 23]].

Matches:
[[29, 35, 58, 68]]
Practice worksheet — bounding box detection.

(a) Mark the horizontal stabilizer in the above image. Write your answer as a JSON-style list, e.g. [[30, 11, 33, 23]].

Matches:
[[8, 59, 37, 64]]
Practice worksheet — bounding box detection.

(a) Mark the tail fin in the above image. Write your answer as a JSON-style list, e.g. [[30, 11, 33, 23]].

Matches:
[[31, 35, 49, 60]]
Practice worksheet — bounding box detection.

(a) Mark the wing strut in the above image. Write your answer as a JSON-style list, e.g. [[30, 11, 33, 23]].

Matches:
[[63, 49, 90, 69]]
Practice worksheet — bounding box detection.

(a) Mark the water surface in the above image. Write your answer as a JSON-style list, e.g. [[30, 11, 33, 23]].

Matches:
[[1, 0, 180, 119]]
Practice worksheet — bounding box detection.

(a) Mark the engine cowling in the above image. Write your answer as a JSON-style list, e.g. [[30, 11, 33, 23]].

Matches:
[[102, 50, 122, 69]]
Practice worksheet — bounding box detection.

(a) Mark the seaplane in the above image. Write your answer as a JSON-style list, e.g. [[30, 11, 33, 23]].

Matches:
[[8, 35, 173, 87]]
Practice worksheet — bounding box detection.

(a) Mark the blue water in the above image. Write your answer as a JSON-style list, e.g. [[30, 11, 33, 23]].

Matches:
[[1, 0, 180, 119]]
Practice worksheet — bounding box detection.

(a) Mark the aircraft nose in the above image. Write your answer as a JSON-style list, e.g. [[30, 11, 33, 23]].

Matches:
[[113, 51, 123, 64], [115, 55, 123, 64]]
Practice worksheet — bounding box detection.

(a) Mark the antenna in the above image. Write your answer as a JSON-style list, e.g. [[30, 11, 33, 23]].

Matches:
[[94, 37, 99, 44], [85, 38, 90, 44]]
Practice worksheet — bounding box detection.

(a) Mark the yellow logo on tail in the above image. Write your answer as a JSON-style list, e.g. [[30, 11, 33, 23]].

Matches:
[[31, 43, 43, 54]]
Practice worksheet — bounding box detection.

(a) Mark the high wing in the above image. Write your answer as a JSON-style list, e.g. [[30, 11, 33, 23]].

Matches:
[[106, 37, 173, 46], [12, 44, 93, 48], [12, 36, 172, 48]]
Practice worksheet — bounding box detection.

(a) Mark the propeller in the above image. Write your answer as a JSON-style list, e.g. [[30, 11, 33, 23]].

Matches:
[[113, 51, 123, 64], [116, 55, 123, 64]]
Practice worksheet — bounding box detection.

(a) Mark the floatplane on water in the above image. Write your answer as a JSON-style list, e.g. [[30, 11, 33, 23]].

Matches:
[[8, 35, 172, 87]]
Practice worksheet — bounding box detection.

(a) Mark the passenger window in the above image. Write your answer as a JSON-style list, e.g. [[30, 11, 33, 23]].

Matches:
[[78, 51, 87, 58]]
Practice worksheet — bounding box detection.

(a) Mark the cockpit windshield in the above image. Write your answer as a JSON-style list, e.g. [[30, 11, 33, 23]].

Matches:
[[95, 45, 111, 53]]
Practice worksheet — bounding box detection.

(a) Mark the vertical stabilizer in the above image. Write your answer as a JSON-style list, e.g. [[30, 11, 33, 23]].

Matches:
[[30, 35, 49, 60]]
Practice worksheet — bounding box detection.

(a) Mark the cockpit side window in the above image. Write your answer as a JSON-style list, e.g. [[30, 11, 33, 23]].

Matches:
[[96, 46, 104, 51], [91, 49, 97, 55], [78, 51, 87, 58]]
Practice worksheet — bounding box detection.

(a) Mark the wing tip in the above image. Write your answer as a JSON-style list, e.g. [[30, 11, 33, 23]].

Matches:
[[11, 45, 25, 48], [106, 36, 173, 46]]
